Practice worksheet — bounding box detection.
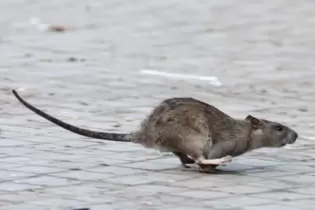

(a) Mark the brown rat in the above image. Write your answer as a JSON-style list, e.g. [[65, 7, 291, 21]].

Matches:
[[12, 90, 298, 173]]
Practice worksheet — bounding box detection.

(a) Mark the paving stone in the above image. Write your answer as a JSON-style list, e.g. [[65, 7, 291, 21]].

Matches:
[[247, 180, 300, 190], [15, 176, 81, 187], [0, 157, 49, 165], [10, 166, 65, 174], [52, 170, 116, 181], [0, 191, 51, 203], [117, 160, 179, 171], [34, 160, 100, 170], [0, 182, 41, 192], [0, 139, 34, 146], [86, 165, 149, 176], [26, 197, 92, 208], [170, 189, 231, 200], [289, 187, 315, 195], [213, 185, 271, 195], [0, 171, 35, 181], [167, 178, 233, 189], [164, 207, 210, 210], [245, 169, 301, 178], [0, 203, 53, 210], [106, 171, 194, 185], [250, 191, 314, 201], [203, 196, 272, 209], [107, 184, 187, 199], [242, 204, 307, 210], [89, 200, 175, 210], [276, 199, 315, 210], [275, 174, 315, 184]]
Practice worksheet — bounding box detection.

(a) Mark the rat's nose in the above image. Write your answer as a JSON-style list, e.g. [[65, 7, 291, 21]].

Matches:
[[288, 132, 298, 144]]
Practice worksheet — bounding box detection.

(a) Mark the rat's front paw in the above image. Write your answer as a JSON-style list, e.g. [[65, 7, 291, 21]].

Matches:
[[220, 155, 232, 165]]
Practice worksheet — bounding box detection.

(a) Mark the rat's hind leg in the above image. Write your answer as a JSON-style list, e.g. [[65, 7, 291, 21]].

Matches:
[[173, 152, 195, 168], [178, 135, 232, 166], [158, 130, 231, 171], [173, 135, 232, 171]]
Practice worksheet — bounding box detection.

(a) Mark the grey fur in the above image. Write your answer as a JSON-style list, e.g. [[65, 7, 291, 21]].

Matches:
[[12, 90, 298, 172]]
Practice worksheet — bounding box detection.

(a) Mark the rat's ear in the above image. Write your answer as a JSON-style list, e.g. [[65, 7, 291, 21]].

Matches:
[[245, 115, 264, 129]]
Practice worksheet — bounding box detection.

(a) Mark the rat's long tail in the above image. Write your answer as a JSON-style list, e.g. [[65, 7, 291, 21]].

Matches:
[[12, 89, 132, 142]]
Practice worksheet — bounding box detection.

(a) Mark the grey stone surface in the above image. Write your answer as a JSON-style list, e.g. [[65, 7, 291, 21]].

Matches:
[[1, 0, 315, 209]]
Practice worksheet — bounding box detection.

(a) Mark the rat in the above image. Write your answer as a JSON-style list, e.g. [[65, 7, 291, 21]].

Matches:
[[12, 89, 298, 172]]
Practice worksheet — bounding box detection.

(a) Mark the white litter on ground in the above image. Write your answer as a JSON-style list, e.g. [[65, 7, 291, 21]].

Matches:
[[17, 87, 25, 91], [140, 69, 222, 87], [29, 17, 49, 31]]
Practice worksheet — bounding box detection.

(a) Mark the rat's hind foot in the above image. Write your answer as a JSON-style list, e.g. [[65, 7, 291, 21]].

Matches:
[[198, 164, 218, 173], [173, 152, 195, 168], [196, 155, 232, 165]]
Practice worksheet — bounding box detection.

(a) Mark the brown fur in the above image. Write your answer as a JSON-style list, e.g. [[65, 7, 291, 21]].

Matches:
[[12, 90, 298, 173]]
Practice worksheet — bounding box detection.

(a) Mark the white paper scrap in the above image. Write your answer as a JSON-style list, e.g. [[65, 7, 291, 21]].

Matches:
[[140, 69, 222, 87]]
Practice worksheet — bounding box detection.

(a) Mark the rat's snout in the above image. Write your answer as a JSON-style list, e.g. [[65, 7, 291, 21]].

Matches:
[[287, 131, 298, 144]]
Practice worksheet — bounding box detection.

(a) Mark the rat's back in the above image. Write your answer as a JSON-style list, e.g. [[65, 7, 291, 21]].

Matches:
[[134, 97, 233, 149]]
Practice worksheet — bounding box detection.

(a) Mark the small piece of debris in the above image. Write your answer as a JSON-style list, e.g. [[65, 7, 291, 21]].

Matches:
[[67, 57, 86, 62], [298, 107, 308, 112], [72, 208, 90, 210], [49, 25, 66, 32], [59, 160, 71, 162], [99, 163, 110, 166], [67, 57, 78, 62], [69, 168, 82, 171], [29, 17, 68, 32], [259, 89, 268, 94], [140, 201, 153, 205], [113, 123, 121, 128], [79, 102, 89, 106]]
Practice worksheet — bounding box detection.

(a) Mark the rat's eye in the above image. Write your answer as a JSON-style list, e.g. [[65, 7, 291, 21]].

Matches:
[[275, 125, 283, 131]]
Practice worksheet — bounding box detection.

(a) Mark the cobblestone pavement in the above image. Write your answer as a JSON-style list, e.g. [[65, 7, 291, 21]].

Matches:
[[1, 0, 315, 209]]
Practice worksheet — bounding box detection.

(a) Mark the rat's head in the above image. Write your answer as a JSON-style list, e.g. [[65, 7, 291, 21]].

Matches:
[[245, 115, 298, 148]]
